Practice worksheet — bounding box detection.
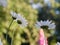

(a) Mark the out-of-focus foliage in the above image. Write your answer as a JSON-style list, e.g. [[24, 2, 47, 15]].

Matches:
[[0, 0, 60, 45]]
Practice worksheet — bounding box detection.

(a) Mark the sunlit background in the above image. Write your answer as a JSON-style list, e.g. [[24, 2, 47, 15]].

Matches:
[[0, 0, 60, 45]]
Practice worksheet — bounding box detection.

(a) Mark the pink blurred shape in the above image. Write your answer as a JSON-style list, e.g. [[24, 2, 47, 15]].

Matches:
[[39, 29, 48, 45]]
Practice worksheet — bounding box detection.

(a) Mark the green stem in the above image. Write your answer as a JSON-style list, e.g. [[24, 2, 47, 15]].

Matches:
[[11, 30, 15, 45], [6, 19, 14, 43]]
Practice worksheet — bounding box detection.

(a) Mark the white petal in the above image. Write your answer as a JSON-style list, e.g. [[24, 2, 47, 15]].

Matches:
[[42, 21, 47, 26], [40, 20, 43, 25], [36, 21, 42, 26], [48, 20, 51, 25], [48, 23, 56, 29], [10, 11, 17, 18]]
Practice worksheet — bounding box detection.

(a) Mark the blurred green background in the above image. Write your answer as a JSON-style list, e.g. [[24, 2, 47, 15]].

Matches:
[[0, 0, 60, 45]]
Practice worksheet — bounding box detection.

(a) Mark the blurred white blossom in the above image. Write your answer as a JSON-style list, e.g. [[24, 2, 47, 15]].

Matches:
[[29, 0, 43, 9], [31, 3, 43, 9], [56, 42, 60, 45], [10, 11, 28, 27], [44, 0, 50, 4], [35, 20, 56, 29], [55, 10, 60, 15], [44, 0, 51, 7], [0, 0, 7, 7], [0, 39, 3, 45]]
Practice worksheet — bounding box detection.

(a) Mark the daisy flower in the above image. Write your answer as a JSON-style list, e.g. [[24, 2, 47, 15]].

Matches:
[[16, 14, 28, 27], [35, 20, 56, 29], [0, 39, 3, 45], [10, 11, 28, 27], [0, 0, 7, 7], [56, 42, 60, 45]]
